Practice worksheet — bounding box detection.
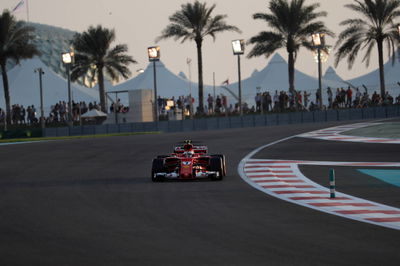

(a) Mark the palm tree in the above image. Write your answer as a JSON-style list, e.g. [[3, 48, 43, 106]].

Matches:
[[71, 25, 137, 113], [0, 10, 39, 126], [248, 0, 334, 97], [335, 0, 400, 98], [156, 1, 240, 114]]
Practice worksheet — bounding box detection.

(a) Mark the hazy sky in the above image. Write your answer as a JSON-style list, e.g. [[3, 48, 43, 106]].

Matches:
[[1, 0, 388, 86]]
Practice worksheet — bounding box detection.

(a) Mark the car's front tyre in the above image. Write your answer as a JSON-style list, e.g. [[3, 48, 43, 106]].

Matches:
[[209, 157, 223, 181], [151, 158, 165, 182]]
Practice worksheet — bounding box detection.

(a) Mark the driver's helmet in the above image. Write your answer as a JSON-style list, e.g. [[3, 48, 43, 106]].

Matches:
[[183, 151, 194, 157], [183, 143, 193, 151]]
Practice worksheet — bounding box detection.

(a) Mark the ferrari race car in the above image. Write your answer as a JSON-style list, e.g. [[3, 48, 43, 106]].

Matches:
[[151, 140, 226, 182]]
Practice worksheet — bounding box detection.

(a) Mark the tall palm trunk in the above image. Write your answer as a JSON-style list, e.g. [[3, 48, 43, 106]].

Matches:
[[196, 39, 204, 114], [288, 51, 295, 95], [97, 67, 107, 113], [1, 63, 11, 125], [377, 39, 386, 99]]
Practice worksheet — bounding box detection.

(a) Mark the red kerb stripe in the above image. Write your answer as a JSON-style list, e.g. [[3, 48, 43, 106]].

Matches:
[[246, 161, 303, 164], [254, 179, 304, 184], [263, 185, 314, 189], [249, 175, 298, 179], [245, 170, 293, 173], [290, 196, 350, 200], [336, 210, 400, 215], [310, 202, 375, 207], [245, 165, 291, 169], [274, 190, 326, 195], [366, 217, 400, 223]]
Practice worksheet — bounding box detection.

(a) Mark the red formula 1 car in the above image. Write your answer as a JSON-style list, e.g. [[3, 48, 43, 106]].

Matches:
[[151, 140, 226, 182]]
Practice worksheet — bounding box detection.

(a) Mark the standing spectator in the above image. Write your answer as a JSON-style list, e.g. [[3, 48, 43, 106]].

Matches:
[[255, 93, 262, 112], [273, 90, 279, 111], [177, 96, 183, 111], [0, 108, 4, 123], [215, 95, 222, 113], [279, 91, 285, 111], [346, 87, 353, 107], [207, 94, 214, 114], [20, 105, 26, 124], [14, 104, 21, 124], [303, 91, 310, 109], [315, 90, 321, 108], [340, 88, 346, 107], [157, 96, 163, 115], [289, 91, 295, 109], [60, 101, 66, 122], [31, 105, 37, 123], [355, 88, 362, 105], [222, 95, 228, 114], [28, 105, 36, 124], [327, 87, 333, 108], [93, 101, 100, 110], [297, 91, 303, 109], [266, 92, 272, 112], [335, 88, 341, 107]]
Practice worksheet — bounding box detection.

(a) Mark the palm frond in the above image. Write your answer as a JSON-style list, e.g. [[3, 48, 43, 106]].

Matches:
[[248, 0, 332, 56], [70, 25, 136, 111], [335, 0, 400, 70], [247, 31, 285, 58]]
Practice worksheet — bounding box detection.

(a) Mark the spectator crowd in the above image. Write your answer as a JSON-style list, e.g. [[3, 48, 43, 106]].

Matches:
[[156, 86, 400, 118], [0, 101, 105, 126], [1, 86, 400, 126]]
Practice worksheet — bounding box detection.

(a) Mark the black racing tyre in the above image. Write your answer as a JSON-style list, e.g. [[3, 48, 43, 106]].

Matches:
[[157, 155, 169, 159], [151, 158, 165, 182], [211, 154, 226, 176], [209, 157, 223, 181]]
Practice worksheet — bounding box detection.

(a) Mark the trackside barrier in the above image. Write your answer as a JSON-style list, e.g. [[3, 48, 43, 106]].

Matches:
[[329, 169, 336, 199], [43, 105, 400, 137]]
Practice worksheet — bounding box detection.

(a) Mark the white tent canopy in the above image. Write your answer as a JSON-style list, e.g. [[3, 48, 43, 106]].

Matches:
[[81, 109, 107, 117], [111, 61, 193, 98]]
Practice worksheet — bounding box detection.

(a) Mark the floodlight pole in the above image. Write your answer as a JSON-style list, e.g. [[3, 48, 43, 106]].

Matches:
[[35, 68, 45, 130], [153, 61, 158, 122], [62, 51, 74, 128], [312, 33, 324, 110], [237, 54, 243, 116], [66, 63, 73, 127], [317, 47, 322, 109], [232, 40, 245, 116], [148, 46, 160, 122]]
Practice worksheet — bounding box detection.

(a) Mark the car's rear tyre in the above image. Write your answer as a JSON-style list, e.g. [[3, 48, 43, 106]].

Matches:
[[211, 154, 226, 176], [209, 157, 223, 181], [151, 158, 165, 182]]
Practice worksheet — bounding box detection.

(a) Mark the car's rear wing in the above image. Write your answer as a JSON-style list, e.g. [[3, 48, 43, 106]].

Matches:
[[174, 145, 208, 154]]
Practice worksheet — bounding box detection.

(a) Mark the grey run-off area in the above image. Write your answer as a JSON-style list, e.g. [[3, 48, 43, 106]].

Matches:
[[345, 122, 400, 138]]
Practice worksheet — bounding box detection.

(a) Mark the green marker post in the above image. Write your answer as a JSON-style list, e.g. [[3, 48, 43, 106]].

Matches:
[[329, 169, 336, 199]]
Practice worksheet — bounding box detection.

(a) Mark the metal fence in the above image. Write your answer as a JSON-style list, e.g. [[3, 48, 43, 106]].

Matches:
[[43, 105, 400, 137]]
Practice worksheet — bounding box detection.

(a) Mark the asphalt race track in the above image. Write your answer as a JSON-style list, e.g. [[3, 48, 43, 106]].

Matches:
[[0, 120, 399, 265]]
